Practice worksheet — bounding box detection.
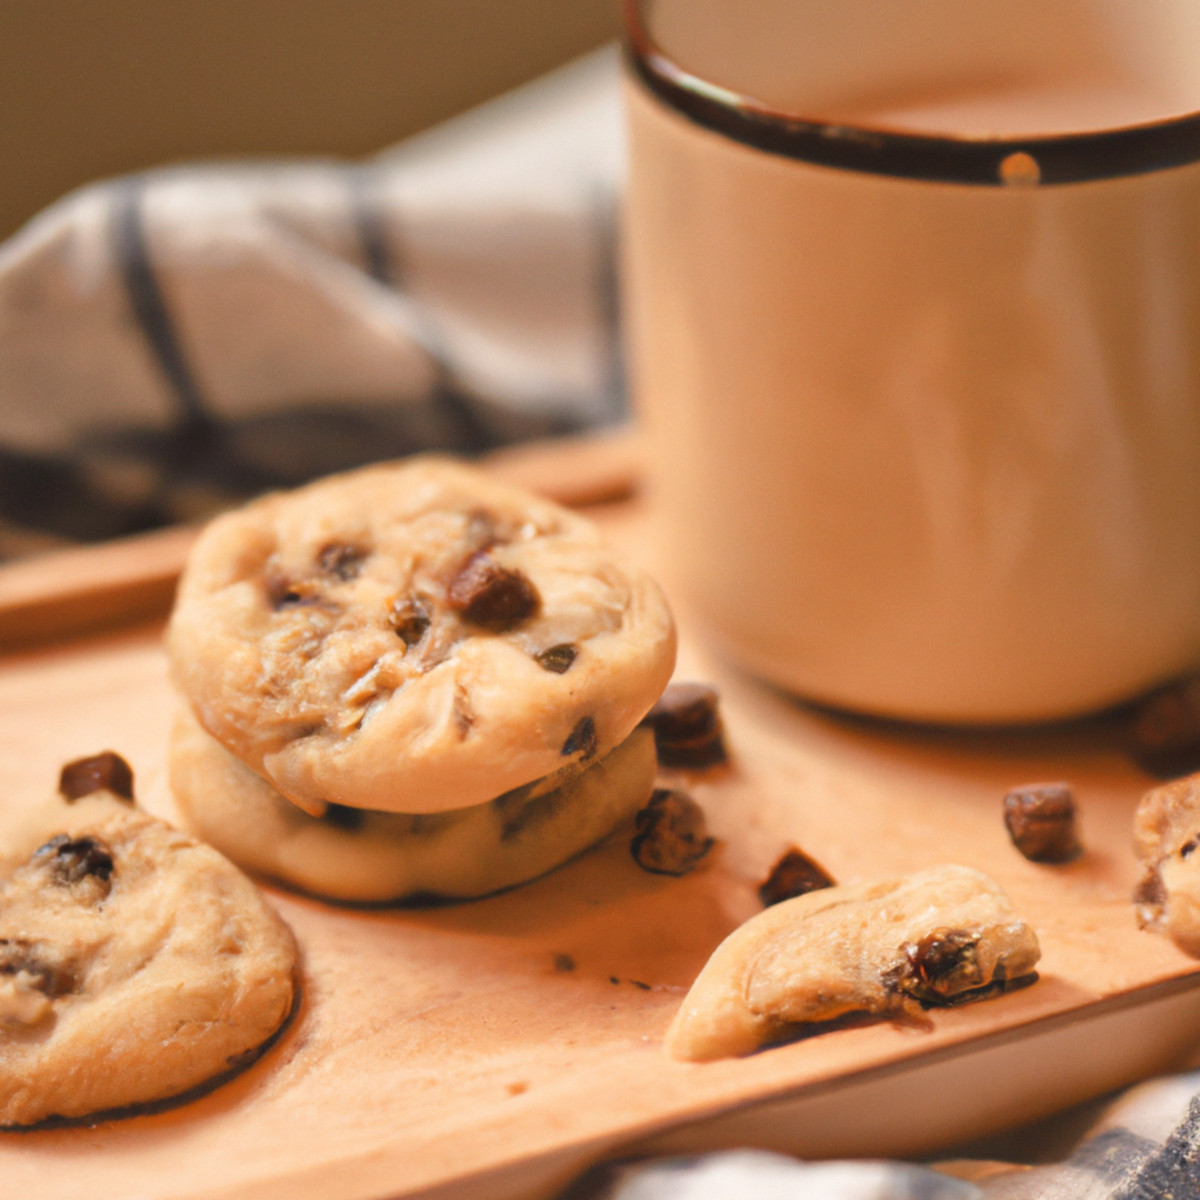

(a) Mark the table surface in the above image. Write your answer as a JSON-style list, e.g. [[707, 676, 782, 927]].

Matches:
[[1, 435, 1198, 1200]]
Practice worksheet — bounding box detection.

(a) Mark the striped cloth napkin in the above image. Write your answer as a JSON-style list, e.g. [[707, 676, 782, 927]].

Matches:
[[0, 46, 624, 559], [565, 1068, 1200, 1198]]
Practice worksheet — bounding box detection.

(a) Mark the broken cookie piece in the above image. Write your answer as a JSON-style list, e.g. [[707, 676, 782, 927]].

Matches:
[[0, 755, 297, 1126], [664, 864, 1040, 1061], [1133, 772, 1200, 958]]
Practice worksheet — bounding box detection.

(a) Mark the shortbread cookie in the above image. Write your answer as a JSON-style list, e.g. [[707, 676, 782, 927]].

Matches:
[[665, 864, 1040, 1061], [0, 756, 297, 1126], [1134, 772, 1200, 957], [169, 706, 656, 903], [167, 457, 676, 815]]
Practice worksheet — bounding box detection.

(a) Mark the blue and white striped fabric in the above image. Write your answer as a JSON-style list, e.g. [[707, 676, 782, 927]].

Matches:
[[564, 1069, 1200, 1198], [0, 47, 625, 557]]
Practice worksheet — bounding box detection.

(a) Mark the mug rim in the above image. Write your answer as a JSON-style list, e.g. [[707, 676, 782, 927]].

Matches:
[[622, 0, 1200, 186]]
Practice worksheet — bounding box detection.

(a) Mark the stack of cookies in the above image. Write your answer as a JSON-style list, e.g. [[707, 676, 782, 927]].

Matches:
[[166, 457, 678, 903]]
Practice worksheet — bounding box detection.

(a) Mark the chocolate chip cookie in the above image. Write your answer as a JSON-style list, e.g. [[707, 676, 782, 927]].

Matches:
[[0, 756, 297, 1126], [665, 863, 1040, 1061], [167, 457, 676, 816], [168, 705, 657, 903]]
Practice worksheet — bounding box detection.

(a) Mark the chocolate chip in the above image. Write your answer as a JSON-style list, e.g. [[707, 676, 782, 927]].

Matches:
[[895, 928, 984, 1004], [553, 953, 576, 972], [536, 644, 578, 674], [58, 752, 134, 803], [630, 787, 714, 876], [1134, 870, 1167, 913], [561, 716, 597, 758], [1129, 678, 1200, 779], [758, 847, 836, 907], [391, 596, 431, 649], [34, 834, 115, 893], [317, 541, 367, 581], [1003, 782, 1082, 863], [322, 803, 366, 831], [644, 683, 727, 769], [0, 939, 74, 998], [447, 553, 540, 631], [265, 570, 322, 610]]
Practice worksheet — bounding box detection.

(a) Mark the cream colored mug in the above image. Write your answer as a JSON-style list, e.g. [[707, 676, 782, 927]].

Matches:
[[621, 0, 1200, 723]]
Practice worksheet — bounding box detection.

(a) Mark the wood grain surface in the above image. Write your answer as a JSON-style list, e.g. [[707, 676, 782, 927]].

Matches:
[[1, 435, 1198, 1200]]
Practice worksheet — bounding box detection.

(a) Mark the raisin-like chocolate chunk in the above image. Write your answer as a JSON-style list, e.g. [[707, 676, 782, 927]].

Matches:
[[561, 716, 597, 759], [1003, 782, 1082, 863], [758, 847, 835, 907], [34, 834, 115, 894], [317, 541, 367, 581], [1128, 678, 1200, 779], [644, 683, 727, 769], [893, 928, 984, 1005], [447, 553, 540, 631], [630, 787, 713, 876], [536, 644, 578, 674], [391, 595, 431, 649], [265, 570, 323, 610], [58, 751, 134, 804], [0, 939, 74, 998]]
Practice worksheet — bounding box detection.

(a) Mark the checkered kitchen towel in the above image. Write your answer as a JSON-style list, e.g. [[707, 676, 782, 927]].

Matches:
[[0, 46, 624, 558]]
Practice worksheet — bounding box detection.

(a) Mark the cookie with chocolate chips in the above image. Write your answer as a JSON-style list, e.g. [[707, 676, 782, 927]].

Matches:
[[168, 706, 656, 904], [0, 755, 297, 1126], [665, 864, 1040, 1062], [167, 457, 676, 816]]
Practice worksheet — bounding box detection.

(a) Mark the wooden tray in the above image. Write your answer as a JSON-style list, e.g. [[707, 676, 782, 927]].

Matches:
[[2, 433, 1199, 1200]]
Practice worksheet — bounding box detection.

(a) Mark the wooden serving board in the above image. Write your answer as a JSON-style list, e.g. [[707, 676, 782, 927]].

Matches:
[[2, 433, 1199, 1200]]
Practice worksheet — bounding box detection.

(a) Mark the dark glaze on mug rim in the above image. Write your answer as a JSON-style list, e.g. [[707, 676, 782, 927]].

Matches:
[[622, 0, 1200, 186]]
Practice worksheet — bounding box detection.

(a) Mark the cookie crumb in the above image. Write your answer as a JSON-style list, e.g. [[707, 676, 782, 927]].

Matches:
[[758, 847, 835, 906], [1003, 783, 1082, 863], [630, 788, 713, 876]]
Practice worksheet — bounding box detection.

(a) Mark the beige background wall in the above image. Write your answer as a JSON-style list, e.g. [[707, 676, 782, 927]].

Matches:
[[0, 0, 619, 242]]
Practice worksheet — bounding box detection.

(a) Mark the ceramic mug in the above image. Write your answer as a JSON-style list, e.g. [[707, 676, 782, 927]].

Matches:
[[621, 0, 1200, 724]]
